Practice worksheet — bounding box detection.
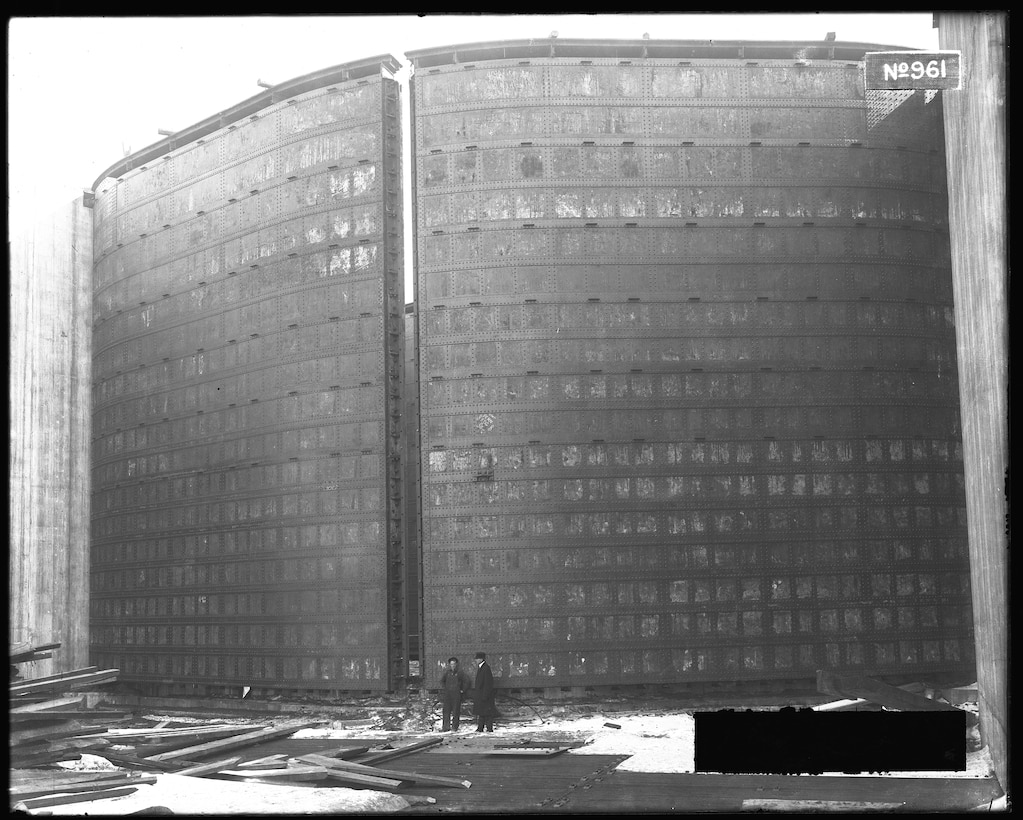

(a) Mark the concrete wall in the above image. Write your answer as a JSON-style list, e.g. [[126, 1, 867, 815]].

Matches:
[[9, 195, 93, 675], [936, 11, 1008, 793]]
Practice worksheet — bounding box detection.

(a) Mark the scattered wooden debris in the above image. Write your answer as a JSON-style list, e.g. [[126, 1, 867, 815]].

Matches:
[[144, 720, 324, 762], [603, 722, 622, 729], [816, 671, 962, 712], [296, 753, 472, 789], [941, 684, 979, 706], [355, 736, 444, 765], [11, 734, 114, 764]]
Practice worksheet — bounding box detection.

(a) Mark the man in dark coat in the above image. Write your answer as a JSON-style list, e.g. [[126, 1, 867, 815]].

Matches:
[[471, 651, 497, 732], [439, 657, 472, 732]]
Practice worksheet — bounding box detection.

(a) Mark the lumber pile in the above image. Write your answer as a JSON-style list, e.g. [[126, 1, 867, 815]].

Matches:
[[296, 752, 472, 789], [9, 642, 128, 773]]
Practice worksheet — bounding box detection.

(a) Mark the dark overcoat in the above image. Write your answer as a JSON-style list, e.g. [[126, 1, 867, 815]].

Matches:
[[471, 661, 498, 717]]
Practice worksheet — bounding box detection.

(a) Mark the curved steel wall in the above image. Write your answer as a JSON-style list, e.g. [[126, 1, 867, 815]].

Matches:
[[409, 42, 975, 687], [90, 58, 405, 692]]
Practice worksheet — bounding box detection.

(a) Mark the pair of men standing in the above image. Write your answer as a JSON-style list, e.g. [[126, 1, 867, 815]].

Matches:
[[439, 651, 497, 732]]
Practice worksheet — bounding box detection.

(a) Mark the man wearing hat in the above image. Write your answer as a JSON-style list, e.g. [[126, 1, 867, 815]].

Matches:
[[439, 656, 472, 732], [471, 651, 497, 732]]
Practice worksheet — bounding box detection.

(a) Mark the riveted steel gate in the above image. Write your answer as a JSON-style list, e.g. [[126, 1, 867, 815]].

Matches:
[[90, 56, 406, 693], [407, 39, 974, 687]]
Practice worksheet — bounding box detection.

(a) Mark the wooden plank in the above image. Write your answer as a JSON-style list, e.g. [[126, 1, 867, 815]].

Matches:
[[232, 760, 289, 770], [8, 750, 83, 767], [9, 662, 99, 691], [176, 756, 243, 777], [10, 708, 133, 722], [296, 753, 472, 789], [494, 741, 582, 749], [10, 775, 157, 801], [99, 752, 190, 772], [134, 727, 263, 756], [331, 717, 377, 728], [38, 737, 111, 755], [355, 736, 444, 765], [10, 694, 85, 714], [217, 765, 330, 783], [811, 698, 873, 712], [10, 642, 62, 663], [13, 785, 138, 810], [14, 651, 54, 663], [9, 665, 98, 684], [816, 670, 961, 712], [315, 745, 371, 760], [106, 723, 257, 739], [10, 737, 110, 757], [320, 769, 406, 791], [486, 748, 568, 757], [741, 799, 906, 812], [235, 754, 288, 769], [8, 662, 117, 691], [9, 770, 130, 789], [10, 721, 113, 746], [144, 720, 323, 762], [9, 668, 119, 695], [9, 694, 57, 705]]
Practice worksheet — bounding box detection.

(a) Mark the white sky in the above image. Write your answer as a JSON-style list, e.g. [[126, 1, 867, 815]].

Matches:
[[8, 13, 939, 290]]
